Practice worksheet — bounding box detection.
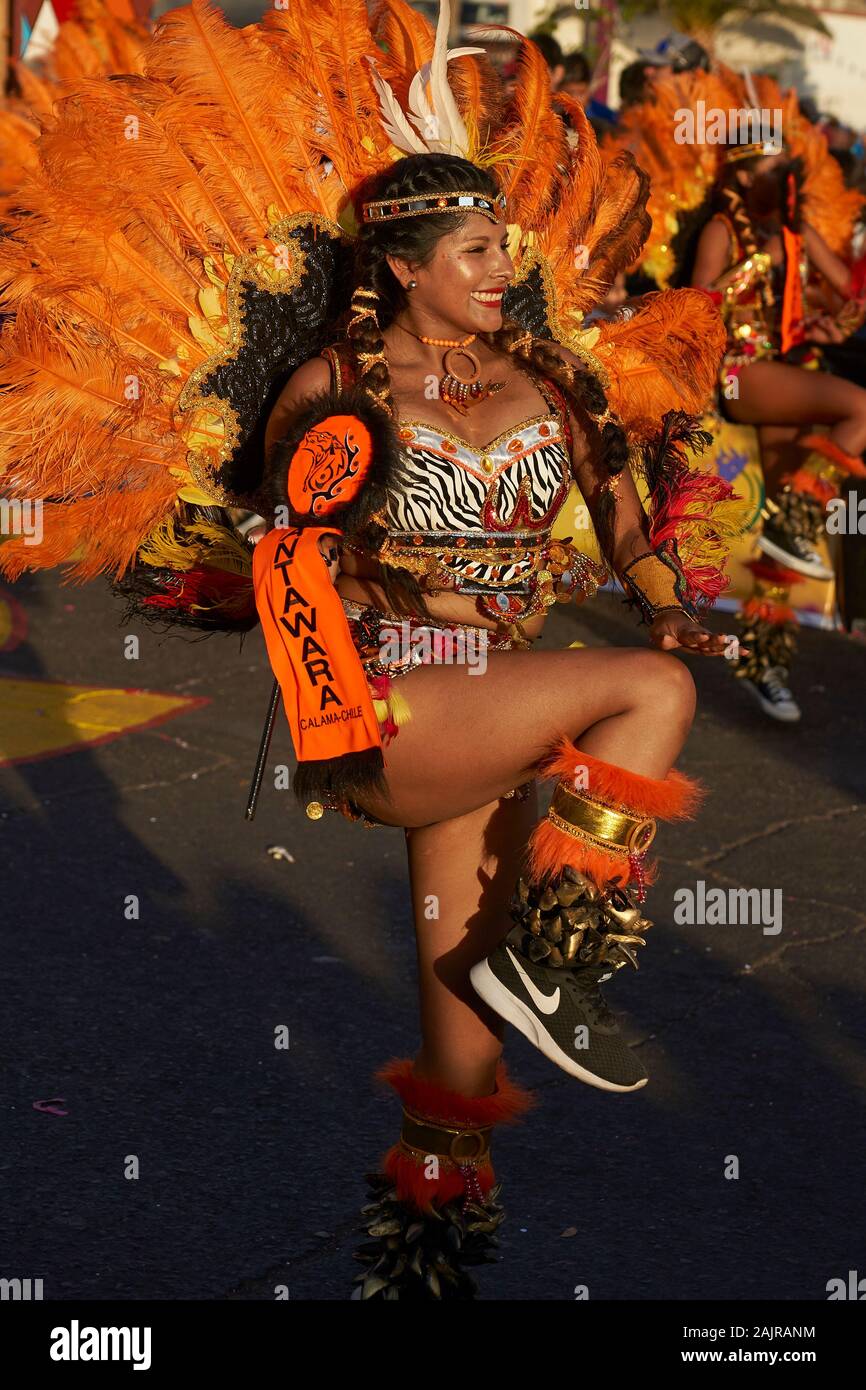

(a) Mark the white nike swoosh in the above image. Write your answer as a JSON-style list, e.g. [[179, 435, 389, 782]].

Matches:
[[505, 946, 560, 1015]]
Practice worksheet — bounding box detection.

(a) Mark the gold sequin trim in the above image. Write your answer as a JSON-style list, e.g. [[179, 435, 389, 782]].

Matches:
[[508, 245, 612, 390], [397, 413, 559, 460], [177, 212, 347, 505]]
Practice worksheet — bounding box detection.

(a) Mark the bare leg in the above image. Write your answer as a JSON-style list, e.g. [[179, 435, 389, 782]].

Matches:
[[757, 422, 806, 499], [727, 359, 866, 456], [357, 644, 697, 1097], [407, 789, 538, 1097], [358, 645, 696, 829]]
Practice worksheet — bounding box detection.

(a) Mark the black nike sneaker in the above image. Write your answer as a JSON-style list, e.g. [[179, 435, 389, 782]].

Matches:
[[757, 522, 832, 580], [757, 494, 832, 580], [471, 926, 647, 1092], [740, 664, 801, 722]]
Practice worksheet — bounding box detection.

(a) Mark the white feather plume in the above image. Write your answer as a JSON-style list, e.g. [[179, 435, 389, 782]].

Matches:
[[366, 56, 428, 154], [428, 0, 478, 156], [368, 0, 483, 158]]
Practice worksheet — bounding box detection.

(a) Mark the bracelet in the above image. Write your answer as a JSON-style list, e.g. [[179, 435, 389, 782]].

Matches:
[[619, 549, 696, 627]]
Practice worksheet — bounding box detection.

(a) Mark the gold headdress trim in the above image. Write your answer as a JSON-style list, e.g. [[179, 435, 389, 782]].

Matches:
[[177, 212, 346, 505], [724, 141, 784, 165], [510, 244, 611, 390]]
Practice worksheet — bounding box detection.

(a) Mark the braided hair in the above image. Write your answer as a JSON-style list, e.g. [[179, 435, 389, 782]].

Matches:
[[346, 153, 631, 571]]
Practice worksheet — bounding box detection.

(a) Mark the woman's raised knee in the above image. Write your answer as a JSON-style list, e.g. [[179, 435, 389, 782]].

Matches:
[[628, 648, 696, 728]]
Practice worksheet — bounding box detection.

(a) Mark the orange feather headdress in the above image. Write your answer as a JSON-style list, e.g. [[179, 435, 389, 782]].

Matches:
[[604, 64, 866, 284], [0, 0, 151, 211], [0, 0, 728, 622]]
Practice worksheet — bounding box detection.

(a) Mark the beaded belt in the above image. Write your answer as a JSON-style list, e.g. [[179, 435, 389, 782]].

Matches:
[[341, 597, 521, 678], [383, 526, 547, 552], [370, 528, 551, 600]]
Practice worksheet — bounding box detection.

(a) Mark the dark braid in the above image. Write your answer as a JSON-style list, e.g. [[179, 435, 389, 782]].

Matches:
[[479, 323, 630, 475], [717, 165, 760, 260]]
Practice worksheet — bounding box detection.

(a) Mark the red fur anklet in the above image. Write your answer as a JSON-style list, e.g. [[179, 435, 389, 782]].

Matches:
[[376, 1059, 534, 1213]]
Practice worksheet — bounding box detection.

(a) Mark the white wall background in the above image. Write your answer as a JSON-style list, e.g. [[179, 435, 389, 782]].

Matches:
[[612, 8, 866, 130]]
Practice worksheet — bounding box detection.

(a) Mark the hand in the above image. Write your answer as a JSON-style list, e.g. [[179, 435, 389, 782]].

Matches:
[[649, 609, 747, 658], [244, 523, 340, 580], [805, 313, 844, 345]]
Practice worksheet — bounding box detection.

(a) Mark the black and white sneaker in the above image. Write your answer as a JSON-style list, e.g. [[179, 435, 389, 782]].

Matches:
[[470, 927, 647, 1093], [757, 522, 832, 581], [741, 665, 801, 722]]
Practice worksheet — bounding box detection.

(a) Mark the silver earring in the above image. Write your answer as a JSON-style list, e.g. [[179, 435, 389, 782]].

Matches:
[[407, 279, 417, 290]]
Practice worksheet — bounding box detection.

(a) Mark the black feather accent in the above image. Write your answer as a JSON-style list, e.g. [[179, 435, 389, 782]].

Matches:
[[109, 566, 258, 638], [186, 219, 355, 507], [262, 381, 410, 543], [642, 410, 714, 499], [502, 263, 555, 341], [292, 747, 391, 809], [109, 503, 258, 638]]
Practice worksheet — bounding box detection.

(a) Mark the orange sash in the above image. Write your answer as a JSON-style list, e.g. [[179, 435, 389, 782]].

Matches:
[[780, 226, 805, 355], [252, 526, 383, 767]]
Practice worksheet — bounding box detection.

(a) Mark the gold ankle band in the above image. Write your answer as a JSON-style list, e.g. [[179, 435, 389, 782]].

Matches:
[[548, 780, 657, 857], [802, 451, 843, 486], [399, 1108, 493, 1166]]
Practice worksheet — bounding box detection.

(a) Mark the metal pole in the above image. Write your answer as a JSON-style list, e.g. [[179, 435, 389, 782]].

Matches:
[[245, 676, 281, 820]]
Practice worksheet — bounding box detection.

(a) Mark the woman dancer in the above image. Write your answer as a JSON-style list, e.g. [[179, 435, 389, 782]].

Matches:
[[0, 0, 735, 1297], [251, 145, 735, 1292], [689, 143, 866, 718]]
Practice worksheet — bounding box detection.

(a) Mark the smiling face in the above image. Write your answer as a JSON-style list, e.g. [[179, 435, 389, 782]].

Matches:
[[385, 212, 514, 335]]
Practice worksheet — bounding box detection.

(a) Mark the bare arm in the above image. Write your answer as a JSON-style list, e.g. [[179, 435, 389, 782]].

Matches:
[[690, 216, 734, 290], [252, 355, 342, 579], [802, 221, 853, 299], [263, 355, 332, 459]]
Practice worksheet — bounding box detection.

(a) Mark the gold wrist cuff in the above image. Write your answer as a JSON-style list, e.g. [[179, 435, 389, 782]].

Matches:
[[620, 551, 685, 619], [548, 781, 657, 857], [399, 1108, 493, 1166]]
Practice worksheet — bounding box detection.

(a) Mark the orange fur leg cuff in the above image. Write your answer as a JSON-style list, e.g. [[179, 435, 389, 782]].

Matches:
[[801, 434, 866, 480], [526, 732, 704, 895]]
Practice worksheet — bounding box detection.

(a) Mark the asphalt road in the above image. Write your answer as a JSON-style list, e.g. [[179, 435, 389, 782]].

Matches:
[[2, 569, 865, 1301]]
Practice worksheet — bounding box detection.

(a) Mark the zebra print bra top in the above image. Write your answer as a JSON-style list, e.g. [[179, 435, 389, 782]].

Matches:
[[369, 399, 573, 605], [319, 342, 591, 624]]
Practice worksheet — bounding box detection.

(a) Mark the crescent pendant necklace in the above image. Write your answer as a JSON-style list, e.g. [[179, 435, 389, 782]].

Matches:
[[392, 318, 506, 415]]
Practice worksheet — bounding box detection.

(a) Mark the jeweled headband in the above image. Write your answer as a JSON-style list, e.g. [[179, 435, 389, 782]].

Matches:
[[361, 190, 508, 224]]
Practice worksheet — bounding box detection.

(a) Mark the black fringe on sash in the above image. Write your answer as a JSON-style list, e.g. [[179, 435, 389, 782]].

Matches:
[[292, 746, 390, 809]]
